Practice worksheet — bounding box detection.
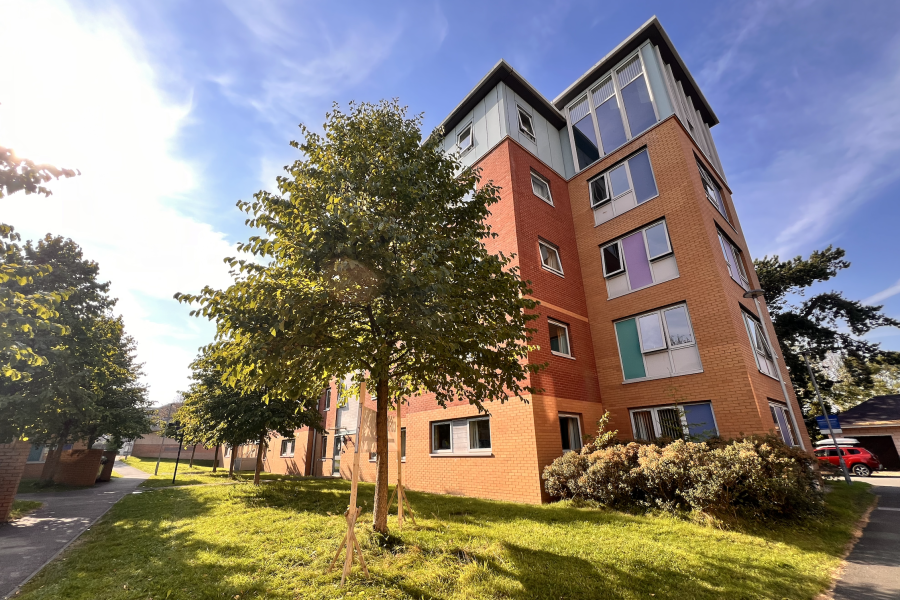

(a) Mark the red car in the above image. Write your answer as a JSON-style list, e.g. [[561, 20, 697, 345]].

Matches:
[[814, 446, 883, 477]]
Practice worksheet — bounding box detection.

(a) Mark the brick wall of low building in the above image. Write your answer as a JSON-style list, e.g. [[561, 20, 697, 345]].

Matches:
[[131, 432, 218, 460], [53, 449, 103, 487], [0, 441, 30, 522], [265, 428, 315, 476]]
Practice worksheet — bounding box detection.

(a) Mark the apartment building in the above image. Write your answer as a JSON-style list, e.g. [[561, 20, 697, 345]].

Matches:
[[263, 17, 812, 503]]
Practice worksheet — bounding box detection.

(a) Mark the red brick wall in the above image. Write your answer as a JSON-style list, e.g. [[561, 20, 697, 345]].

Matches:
[[265, 428, 314, 476], [0, 441, 30, 522], [97, 450, 117, 481], [566, 116, 811, 450], [53, 449, 103, 487]]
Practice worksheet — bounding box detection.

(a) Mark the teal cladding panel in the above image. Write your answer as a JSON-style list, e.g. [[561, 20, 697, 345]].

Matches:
[[615, 319, 646, 380]]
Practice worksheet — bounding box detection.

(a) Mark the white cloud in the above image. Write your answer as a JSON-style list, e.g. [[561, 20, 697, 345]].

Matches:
[[864, 279, 900, 306], [0, 1, 235, 405]]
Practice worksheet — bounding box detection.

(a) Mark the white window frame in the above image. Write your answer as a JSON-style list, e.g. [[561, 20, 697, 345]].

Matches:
[[516, 105, 536, 142], [280, 438, 295, 457], [320, 435, 328, 460], [400, 426, 406, 461], [368, 451, 377, 462], [565, 45, 660, 170], [588, 149, 659, 213], [698, 160, 728, 220], [538, 240, 564, 276], [718, 230, 749, 289], [457, 121, 473, 153], [559, 413, 583, 453], [548, 318, 573, 358], [769, 402, 799, 447], [224, 445, 232, 458], [431, 421, 453, 454], [743, 312, 778, 380], [629, 402, 719, 441], [615, 303, 702, 383], [530, 170, 553, 205], [468, 416, 492, 451], [600, 219, 673, 290], [323, 387, 331, 411]]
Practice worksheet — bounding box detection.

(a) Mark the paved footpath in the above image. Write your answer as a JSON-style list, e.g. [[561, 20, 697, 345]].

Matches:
[[0, 461, 149, 599], [832, 472, 900, 600]]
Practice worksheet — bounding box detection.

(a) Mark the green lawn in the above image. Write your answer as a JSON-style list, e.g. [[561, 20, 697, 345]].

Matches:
[[12, 478, 873, 600], [122, 456, 278, 488], [7, 499, 43, 521]]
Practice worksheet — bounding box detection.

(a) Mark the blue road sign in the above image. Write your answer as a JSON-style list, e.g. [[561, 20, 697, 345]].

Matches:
[[816, 415, 841, 432]]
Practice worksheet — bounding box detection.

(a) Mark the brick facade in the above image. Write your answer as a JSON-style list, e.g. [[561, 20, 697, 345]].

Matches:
[[0, 441, 30, 522]]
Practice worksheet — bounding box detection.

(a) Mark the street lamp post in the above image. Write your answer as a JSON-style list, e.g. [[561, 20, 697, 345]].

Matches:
[[742, 289, 805, 449], [802, 352, 852, 485]]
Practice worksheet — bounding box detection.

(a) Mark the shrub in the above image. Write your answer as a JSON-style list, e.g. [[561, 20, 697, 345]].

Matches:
[[543, 430, 823, 521]]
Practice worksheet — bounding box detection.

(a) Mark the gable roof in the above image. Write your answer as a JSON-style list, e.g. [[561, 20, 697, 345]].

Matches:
[[436, 59, 566, 138], [552, 16, 718, 126], [839, 394, 900, 426]]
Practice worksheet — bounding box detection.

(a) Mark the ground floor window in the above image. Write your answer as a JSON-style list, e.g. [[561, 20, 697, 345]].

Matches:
[[280, 439, 295, 457], [400, 427, 406, 459], [27, 444, 50, 463], [224, 445, 232, 458], [431, 417, 492, 455], [559, 415, 583, 453], [630, 402, 718, 441], [769, 402, 799, 447], [320, 435, 328, 459], [369, 451, 377, 462]]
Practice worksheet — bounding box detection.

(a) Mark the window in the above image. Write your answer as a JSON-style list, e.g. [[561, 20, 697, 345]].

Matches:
[[743, 313, 778, 379], [517, 105, 536, 142], [531, 171, 553, 205], [591, 77, 628, 154], [569, 97, 600, 170], [698, 161, 728, 219], [224, 445, 232, 458], [601, 220, 677, 298], [320, 435, 328, 459], [323, 387, 331, 411], [457, 122, 473, 153], [469, 418, 491, 450], [27, 444, 49, 463], [589, 149, 658, 225], [769, 402, 799, 447], [548, 319, 572, 357], [566, 51, 659, 172], [630, 402, 718, 441], [559, 415, 582, 453], [280, 439, 296, 457], [718, 231, 749, 290], [369, 451, 377, 462], [432, 422, 452, 452], [614, 304, 702, 381], [431, 417, 492, 455], [616, 55, 658, 138], [539, 240, 564, 276], [400, 427, 406, 459]]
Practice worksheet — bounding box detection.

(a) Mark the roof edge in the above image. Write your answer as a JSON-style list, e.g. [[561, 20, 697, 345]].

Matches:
[[552, 16, 719, 126], [436, 60, 566, 139]]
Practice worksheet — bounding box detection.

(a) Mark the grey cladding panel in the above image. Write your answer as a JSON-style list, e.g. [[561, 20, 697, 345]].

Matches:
[[473, 96, 488, 156], [533, 107, 553, 165], [484, 85, 504, 144]]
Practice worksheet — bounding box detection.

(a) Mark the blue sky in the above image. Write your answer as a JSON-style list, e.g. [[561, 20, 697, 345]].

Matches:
[[2, 0, 899, 405]]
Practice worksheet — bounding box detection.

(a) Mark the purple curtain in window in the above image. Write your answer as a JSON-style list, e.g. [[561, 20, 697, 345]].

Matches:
[[622, 232, 653, 289]]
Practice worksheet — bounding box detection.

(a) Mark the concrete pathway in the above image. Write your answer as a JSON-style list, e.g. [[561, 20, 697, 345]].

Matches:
[[0, 461, 149, 599], [832, 471, 900, 600]]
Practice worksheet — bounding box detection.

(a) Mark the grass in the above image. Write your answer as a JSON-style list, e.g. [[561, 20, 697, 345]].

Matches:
[[12, 478, 873, 600], [7, 499, 43, 521], [121, 456, 262, 488]]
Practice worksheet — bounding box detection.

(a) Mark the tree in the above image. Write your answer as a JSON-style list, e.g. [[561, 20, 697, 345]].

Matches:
[[1, 146, 79, 382], [176, 346, 320, 485], [177, 100, 540, 533], [824, 352, 900, 411], [0, 236, 150, 481], [754, 246, 900, 427]]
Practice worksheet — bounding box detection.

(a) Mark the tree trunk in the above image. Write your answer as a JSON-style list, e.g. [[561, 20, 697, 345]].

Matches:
[[212, 444, 219, 473], [40, 423, 71, 485], [229, 447, 236, 477], [254, 434, 266, 486], [189, 444, 197, 468], [372, 377, 390, 534]]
